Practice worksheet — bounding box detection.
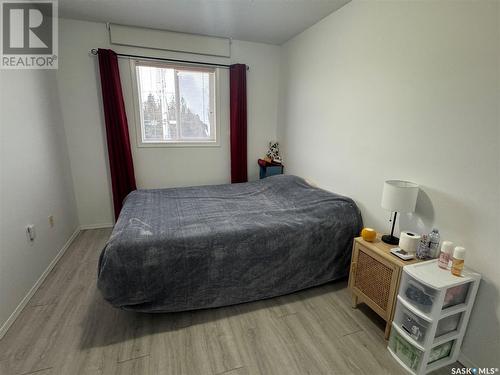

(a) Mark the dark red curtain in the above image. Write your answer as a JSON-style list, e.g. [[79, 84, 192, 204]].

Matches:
[[97, 49, 137, 220], [229, 64, 247, 183]]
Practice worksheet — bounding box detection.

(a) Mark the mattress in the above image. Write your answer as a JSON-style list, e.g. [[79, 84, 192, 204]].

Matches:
[[97, 175, 363, 312]]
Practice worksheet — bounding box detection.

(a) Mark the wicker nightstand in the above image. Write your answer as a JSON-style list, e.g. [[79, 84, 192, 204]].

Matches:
[[348, 236, 421, 339]]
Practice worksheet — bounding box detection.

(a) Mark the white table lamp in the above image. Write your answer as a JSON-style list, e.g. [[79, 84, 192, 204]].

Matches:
[[381, 180, 419, 245]]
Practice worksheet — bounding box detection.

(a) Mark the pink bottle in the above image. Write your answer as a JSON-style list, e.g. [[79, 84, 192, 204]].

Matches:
[[438, 241, 454, 269]]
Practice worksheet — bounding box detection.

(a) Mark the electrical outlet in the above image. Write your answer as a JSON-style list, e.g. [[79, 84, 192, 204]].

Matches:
[[26, 225, 36, 241], [48, 215, 54, 227]]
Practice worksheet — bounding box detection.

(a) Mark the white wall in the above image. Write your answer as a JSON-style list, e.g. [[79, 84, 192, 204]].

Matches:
[[279, 0, 499, 367], [0, 70, 79, 333], [58, 18, 281, 227]]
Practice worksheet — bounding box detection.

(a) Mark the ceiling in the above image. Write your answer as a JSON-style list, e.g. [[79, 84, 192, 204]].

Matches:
[[58, 0, 351, 45]]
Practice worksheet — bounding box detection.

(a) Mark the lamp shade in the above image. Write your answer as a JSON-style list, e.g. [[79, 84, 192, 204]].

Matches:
[[381, 180, 419, 213]]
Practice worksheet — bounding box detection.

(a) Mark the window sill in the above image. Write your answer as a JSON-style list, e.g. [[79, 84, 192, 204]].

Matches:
[[136, 141, 220, 148]]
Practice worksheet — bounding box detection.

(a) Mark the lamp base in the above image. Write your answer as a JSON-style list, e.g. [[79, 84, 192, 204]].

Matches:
[[382, 234, 399, 245]]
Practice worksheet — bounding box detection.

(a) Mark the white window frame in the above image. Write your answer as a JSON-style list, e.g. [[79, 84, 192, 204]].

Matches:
[[129, 59, 221, 148]]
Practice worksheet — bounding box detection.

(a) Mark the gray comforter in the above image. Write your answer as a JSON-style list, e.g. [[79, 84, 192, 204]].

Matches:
[[97, 175, 362, 312]]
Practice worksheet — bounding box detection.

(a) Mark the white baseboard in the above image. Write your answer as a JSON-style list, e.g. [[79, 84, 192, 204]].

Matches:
[[80, 223, 114, 230], [458, 352, 477, 369], [0, 227, 81, 340]]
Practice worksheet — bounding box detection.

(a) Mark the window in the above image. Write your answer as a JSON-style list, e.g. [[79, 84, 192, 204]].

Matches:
[[132, 60, 217, 146]]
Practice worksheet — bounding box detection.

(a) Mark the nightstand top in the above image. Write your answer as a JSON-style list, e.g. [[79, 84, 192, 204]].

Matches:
[[354, 236, 421, 268]]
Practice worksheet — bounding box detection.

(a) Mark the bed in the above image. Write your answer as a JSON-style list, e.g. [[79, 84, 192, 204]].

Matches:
[[97, 175, 362, 312]]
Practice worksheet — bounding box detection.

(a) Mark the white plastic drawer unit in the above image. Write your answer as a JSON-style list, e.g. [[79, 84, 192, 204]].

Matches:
[[388, 260, 481, 375]]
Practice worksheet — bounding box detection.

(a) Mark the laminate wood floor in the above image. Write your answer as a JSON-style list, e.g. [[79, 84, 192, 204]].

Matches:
[[0, 229, 459, 375]]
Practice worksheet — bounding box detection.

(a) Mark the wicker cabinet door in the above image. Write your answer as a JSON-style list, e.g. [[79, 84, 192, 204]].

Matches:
[[351, 245, 399, 320]]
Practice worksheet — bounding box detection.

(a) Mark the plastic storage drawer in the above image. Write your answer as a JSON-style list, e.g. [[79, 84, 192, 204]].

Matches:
[[443, 284, 470, 309], [428, 340, 454, 364], [389, 329, 423, 371], [394, 303, 431, 344], [401, 274, 438, 314], [394, 303, 463, 344], [436, 313, 462, 337]]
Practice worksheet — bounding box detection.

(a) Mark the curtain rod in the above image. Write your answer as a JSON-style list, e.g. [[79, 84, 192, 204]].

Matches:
[[89, 48, 249, 70]]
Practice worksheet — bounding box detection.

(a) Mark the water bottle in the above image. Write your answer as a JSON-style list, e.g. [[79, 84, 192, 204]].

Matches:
[[428, 228, 441, 258]]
